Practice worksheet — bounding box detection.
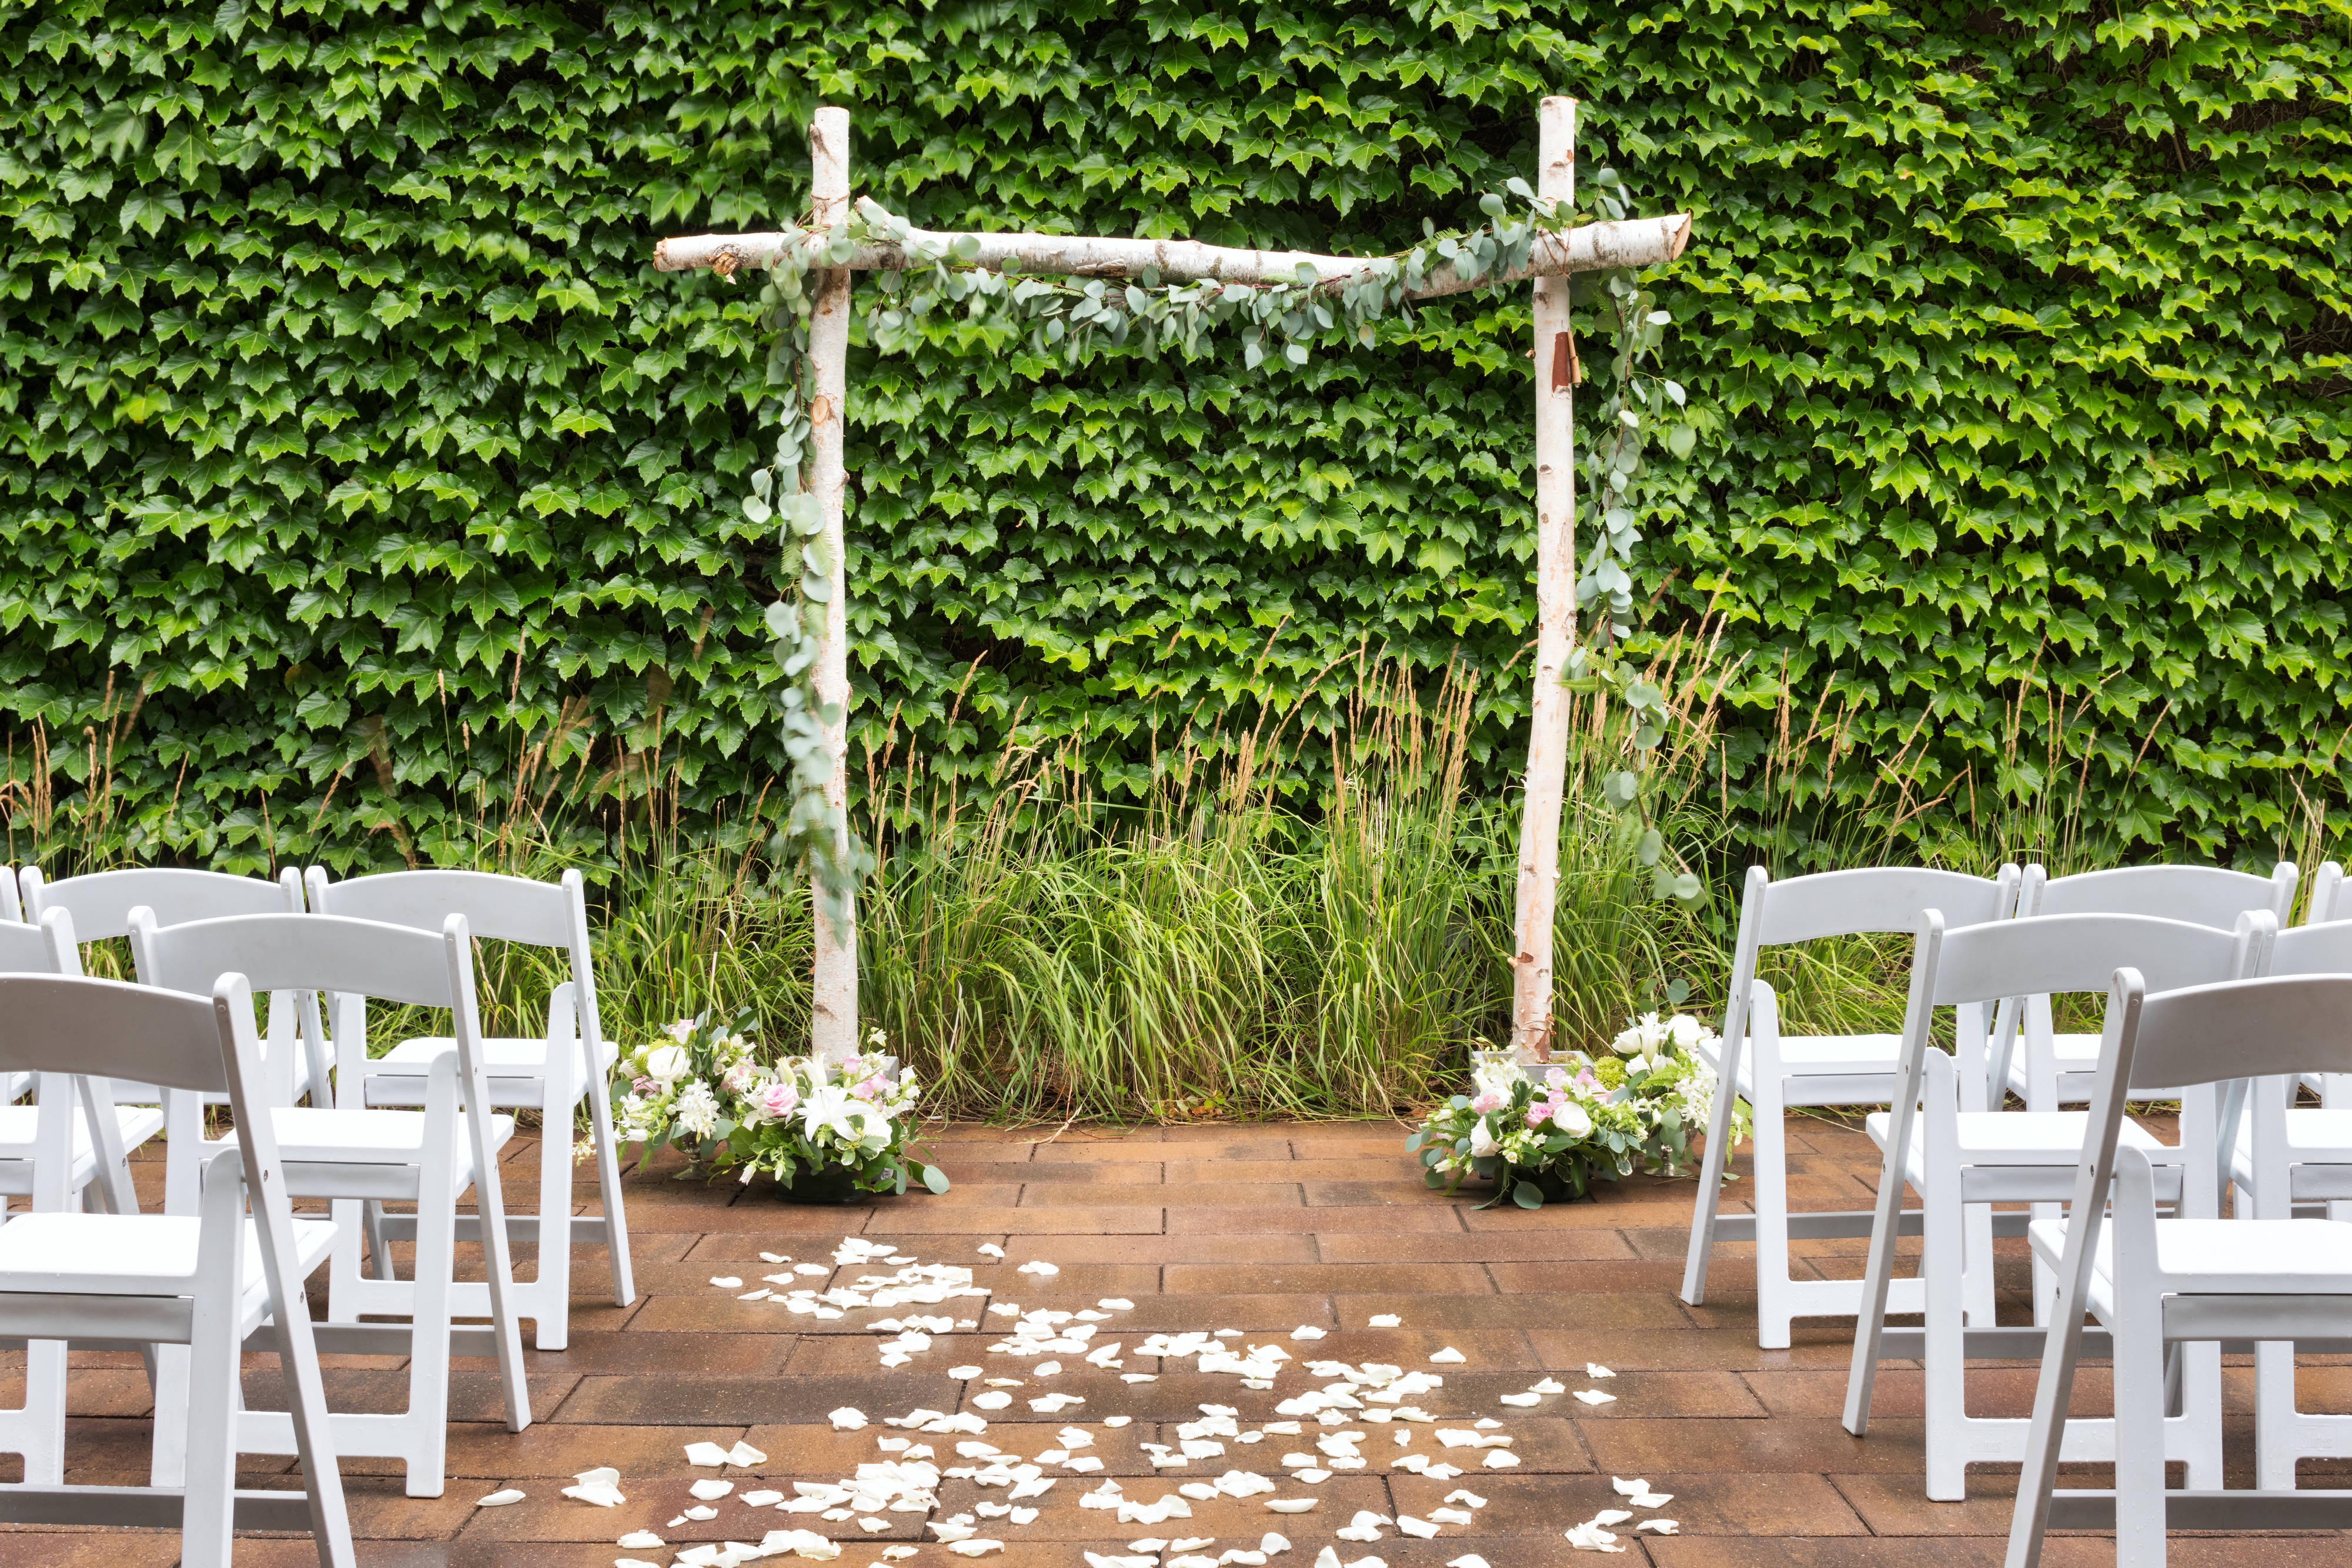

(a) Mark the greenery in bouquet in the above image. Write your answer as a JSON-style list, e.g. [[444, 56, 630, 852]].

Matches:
[[1406, 1012, 1748, 1209], [611, 1012, 950, 1198]]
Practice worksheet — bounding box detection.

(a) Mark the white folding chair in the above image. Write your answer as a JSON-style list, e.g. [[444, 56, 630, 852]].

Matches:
[[1842, 910, 2261, 1499], [303, 865, 635, 1346], [0, 909, 149, 1486], [2006, 971, 2352, 1568], [132, 908, 530, 1497], [0, 971, 353, 1568], [21, 865, 326, 1115], [1, 866, 19, 922], [1681, 864, 2020, 1348], [2227, 907, 2352, 1487], [1991, 862, 2297, 1112]]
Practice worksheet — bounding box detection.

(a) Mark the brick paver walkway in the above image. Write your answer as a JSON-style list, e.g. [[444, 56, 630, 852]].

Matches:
[[5, 1116, 2343, 1565]]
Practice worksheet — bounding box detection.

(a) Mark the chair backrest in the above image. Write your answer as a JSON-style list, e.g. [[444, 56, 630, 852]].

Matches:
[[0, 973, 235, 1097], [2301, 861, 2346, 927], [2021, 861, 2297, 928], [21, 864, 303, 942], [303, 866, 603, 1062], [1, 866, 19, 923], [1723, 864, 2020, 1056], [132, 911, 460, 1011], [0, 908, 79, 977]]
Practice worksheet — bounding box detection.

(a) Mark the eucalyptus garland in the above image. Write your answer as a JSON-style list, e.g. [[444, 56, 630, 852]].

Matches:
[[730, 171, 1690, 936]]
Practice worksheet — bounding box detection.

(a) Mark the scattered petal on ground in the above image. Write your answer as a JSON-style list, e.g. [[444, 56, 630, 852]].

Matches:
[[709, 1276, 743, 1289], [831, 1408, 869, 1430], [1368, 1315, 1401, 1328], [1586, 1363, 1615, 1378], [1573, 1390, 1617, 1406], [617, 1531, 663, 1548], [474, 1489, 524, 1507], [1427, 1348, 1465, 1364], [689, 1479, 733, 1500], [1635, 1521, 1678, 1535], [1290, 1326, 1325, 1340]]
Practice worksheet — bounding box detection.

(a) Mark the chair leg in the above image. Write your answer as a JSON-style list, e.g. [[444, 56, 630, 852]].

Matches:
[[324, 1196, 368, 1322], [1960, 1200, 1997, 1327], [1922, 1177, 1969, 1500], [364, 1199, 396, 1282], [1679, 1038, 1743, 1307], [2179, 1340, 2223, 1491], [1750, 1080, 1794, 1350], [180, 1312, 240, 1568], [2255, 1339, 2301, 1491], [402, 1175, 458, 1497], [585, 1066, 636, 1308], [2110, 1290, 2169, 1568], [149, 1342, 191, 1487], [534, 1095, 575, 1352], [11, 1338, 68, 1487]]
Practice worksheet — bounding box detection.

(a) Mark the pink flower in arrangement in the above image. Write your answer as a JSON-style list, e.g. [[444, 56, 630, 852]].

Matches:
[[759, 1082, 801, 1120], [632, 1076, 657, 1096], [1524, 1104, 1552, 1130], [1574, 1069, 1601, 1094], [850, 1074, 890, 1101], [721, 1062, 756, 1095], [1545, 1067, 1569, 1090], [1469, 1091, 1505, 1114]]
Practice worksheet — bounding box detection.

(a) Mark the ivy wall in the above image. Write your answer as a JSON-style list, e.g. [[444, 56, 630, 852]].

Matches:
[[2, 0, 2346, 873]]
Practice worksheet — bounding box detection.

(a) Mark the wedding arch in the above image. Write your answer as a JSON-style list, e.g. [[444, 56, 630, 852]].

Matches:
[[652, 98, 1695, 1063]]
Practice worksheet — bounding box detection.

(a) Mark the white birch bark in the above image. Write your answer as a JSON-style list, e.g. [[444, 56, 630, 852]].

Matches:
[[806, 106, 858, 1066], [653, 211, 1689, 290], [1510, 96, 1579, 1062]]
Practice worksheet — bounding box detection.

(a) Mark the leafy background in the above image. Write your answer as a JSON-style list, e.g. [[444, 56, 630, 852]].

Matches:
[[2, 0, 2346, 877]]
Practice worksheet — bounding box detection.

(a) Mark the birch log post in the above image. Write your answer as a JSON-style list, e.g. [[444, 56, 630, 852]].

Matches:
[[653, 210, 1690, 287], [807, 106, 857, 1065], [1509, 96, 1579, 1062]]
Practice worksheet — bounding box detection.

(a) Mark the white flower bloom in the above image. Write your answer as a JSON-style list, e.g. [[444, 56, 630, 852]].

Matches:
[[674, 1079, 721, 1137], [1553, 1101, 1593, 1138], [665, 1019, 694, 1042], [645, 1044, 690, 1082], [1668, 1014, 1702, 1052], [1468, 1118, 1498, 1158], [803, 1083, 881, 1151]]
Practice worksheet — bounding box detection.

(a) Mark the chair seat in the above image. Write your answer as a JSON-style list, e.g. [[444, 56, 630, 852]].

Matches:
[[2227, 1108, 2352, 1195], [2029, 1215, 2352, 1298], [1708, 1034, 1905, 1092], [0, 1102, 166, 1158], [233, 1108, 516, 1168], [362, 1037, 590, 1112], [0, 1211, 338, 1297], [1866, 1108, 2179, 1168]]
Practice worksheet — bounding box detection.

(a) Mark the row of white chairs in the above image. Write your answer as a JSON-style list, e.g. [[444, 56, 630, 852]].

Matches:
[[0, 860, 643, 1561], [1675, 856, 2352, 1566]]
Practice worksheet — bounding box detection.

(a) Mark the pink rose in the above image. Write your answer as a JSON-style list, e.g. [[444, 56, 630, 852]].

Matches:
[[631, 1076, 656, 1096], [759, 1082, 800, 1119], [1524, 1105, 1552, 1129], [1469, 1091, 1505, 1114], [850, 1074, 890, 1101]]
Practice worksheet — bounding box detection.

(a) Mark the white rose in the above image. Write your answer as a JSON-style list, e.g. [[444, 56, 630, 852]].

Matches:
[[1669, 1014, 1702, 1051], [1553, 1102, 1593, 1138], [1469, 1118, 1498, 1158], [645, 1044, 690, 1083]]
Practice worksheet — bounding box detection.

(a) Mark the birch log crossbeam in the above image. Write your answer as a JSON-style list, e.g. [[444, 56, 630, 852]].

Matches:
[[651, 212, 1692, 295]]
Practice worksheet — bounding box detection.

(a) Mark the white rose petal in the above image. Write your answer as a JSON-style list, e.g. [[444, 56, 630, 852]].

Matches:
[[1368, 1315, 1401, 1328], [1482, 1452, 1519, 1469], [946, 1541, 1004, 1557], [1635, 1520, 1678, 1534], [1628, 1493, 1673, 1509], [475, 1488, 526, 1507], [710, 1276, 744, 1289], [684, 1505, 718, 1522], [1563, 1520, 1624, 1553], [1498, 1393, 1539, 1407], [743, 1491, 784, 1507], [1104, 1416, 1133, 1427], [831, 1408, 869, 1430], [1017, 1261, 1060, 1276], [1530, 1378, 1566, 1394], [760, 1252, 790, 1263], [691, 1479, 735, 1500], [948, 1365, 983, 1379], [1290, 1326, 1326, 1341], [1574, 1390, 1618, 1406], [729, 1441, 767, 1467], [1585, 1364, 1615, 1379], [1099, 1298, 1135, 1310], [978, 1244, 1005, 1258], [1428, 1348, 1465, 1365], [1261, 1534, 1291, 1554], [1446, 1557, 1492, 1568], [972, 1392, 1013, 1410], [1444, 1490, 1487, 1509]]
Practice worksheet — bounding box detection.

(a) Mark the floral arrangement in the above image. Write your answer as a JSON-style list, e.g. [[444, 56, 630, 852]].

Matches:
[[1406, 1012, 1745, 1208], [612, 1012, 949, 1199]]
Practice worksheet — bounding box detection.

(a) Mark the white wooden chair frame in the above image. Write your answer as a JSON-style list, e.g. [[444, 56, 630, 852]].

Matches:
[[21, 864, 328, 1119], [2007, 971, 2352, 1568], [303, 865, 635, 1347], [1681, 864, 2020, 1348], [0, 909, 155, 1485], [1842, 910, 2263, 1499], [133, 908, 531, 1498], [0, 971, 354, 1568], [2227, 897, 2352, 1489]]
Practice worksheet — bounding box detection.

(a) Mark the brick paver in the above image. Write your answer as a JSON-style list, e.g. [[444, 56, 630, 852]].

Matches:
[[1, 1115, 2340, 1564]]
